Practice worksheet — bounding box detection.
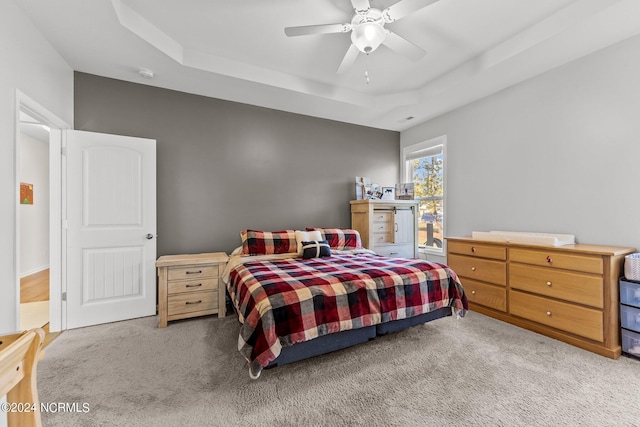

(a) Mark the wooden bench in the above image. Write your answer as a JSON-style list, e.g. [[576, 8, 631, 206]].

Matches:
[[0, 328, 45, 427]]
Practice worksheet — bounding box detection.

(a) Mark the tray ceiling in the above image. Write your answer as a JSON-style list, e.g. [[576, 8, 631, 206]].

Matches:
[[16, 0, 640, 130]]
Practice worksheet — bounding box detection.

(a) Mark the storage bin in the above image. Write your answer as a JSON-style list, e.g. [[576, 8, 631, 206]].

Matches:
[[624, 253, 640, 281], [620, 279, 640, 308], [622, 328, 640, 357], [620, 304, 640, 333]]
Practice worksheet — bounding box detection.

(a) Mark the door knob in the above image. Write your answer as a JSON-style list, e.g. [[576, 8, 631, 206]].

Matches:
[[145, 233, 155, 240]]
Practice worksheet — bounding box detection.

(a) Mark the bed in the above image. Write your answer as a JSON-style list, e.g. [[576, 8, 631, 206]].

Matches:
[[222, 228, 468, 379]]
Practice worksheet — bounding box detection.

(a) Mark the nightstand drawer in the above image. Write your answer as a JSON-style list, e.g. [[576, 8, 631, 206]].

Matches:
[[510, 263, 602, 308], [510, 248, 603, 274], [510, 290, 603, 342], [168, 291, 218, 316], [168, 277, 218, 295], [168, 265, 217, 281], [447, 254, 507, 285]]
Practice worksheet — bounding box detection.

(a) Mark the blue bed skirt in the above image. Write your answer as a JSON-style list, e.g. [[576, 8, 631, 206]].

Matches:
[[266, 306, 453, 368]]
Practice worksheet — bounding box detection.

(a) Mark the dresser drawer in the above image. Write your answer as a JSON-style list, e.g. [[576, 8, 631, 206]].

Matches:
[[510, 290, 603, 342], [509, 248, 602, 274], [372, 222, 393, 233], [447, 254, 507, 286], [375, 244, 414, 258], [620, 279, 640, 308], [621, 304, 640, 333], [168, 265, 217, 281], [462, 278, 506, 312], [372, 232, 393, 244], [447, 241, 506, 260], [168, 277, 218, 295], [168, 290, 218, 316], [372, 210, 393, 223], [510, 263, 603, 308]]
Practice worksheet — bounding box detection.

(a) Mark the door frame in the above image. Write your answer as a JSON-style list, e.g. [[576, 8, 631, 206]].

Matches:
[[14, 90, 70, 333]]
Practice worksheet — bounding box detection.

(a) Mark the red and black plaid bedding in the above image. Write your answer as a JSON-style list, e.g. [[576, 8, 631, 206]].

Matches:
[[227, 253, 468, 371]]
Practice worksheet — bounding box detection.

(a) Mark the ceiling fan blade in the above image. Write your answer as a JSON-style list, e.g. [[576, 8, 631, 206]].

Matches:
[[382, 31, 425, 61], [284, 23, 350, 37], [351, 0, 371, 14], [337, 44, 360, 74], [383, 0, 439, 23]]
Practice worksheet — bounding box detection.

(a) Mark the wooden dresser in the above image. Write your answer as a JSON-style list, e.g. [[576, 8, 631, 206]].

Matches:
[[446, 237, 634, 358], [350, 199, 419, 258], [156, 252, 228, 328]]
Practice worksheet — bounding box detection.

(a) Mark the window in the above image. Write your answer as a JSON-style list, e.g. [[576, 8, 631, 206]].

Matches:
[[402, 136, 446, 254]]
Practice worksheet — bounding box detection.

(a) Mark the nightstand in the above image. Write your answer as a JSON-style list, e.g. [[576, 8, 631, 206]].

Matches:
[[156, 252, 228, 328]]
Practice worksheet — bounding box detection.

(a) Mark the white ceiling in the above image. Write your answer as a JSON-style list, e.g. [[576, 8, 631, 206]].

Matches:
[[16, 0, 640, 131]]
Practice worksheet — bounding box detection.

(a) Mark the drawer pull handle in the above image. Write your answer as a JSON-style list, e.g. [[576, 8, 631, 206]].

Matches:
[[471, 290, 476, 295], [471, 267, 476, 271], [389, 252, 399, 255], [471, 247, 476, 253], [186, 300, 202, 305], [186, 283, 202, 288], [379, 226, 384, 229], [546, 311, 552, 316], [186, 270, 202, 275], [546, 281, 552, 287], [546, 256, 552, 264]]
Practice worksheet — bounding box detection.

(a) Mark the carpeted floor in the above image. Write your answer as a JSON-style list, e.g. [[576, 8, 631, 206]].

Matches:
[[37, 311, 640, 427]]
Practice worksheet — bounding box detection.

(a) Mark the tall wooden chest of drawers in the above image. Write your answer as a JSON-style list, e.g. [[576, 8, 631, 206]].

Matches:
[[350, 199, 419, 259], [156, 252, 228, 328], [447, 237, 634, 358]]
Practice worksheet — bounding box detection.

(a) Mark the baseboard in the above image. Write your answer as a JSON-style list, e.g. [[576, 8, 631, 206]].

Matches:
[[20, 265, 49, 278]]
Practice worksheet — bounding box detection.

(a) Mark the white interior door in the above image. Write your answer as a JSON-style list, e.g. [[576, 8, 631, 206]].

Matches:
[[65, 130, 156, 329]]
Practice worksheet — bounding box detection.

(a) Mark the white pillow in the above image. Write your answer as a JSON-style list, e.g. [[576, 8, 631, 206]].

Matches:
[[295, 230, 323, 255]]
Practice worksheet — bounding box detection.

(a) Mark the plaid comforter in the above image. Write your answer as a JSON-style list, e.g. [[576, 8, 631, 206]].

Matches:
[[226, 252, 468, 372]]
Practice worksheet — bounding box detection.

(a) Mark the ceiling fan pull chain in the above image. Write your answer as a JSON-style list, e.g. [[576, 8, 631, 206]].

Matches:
[[364, 54, 370, 85]]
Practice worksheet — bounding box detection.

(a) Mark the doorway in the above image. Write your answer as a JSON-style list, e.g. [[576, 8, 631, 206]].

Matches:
[[15, 90, 68, 334], [18, 110, 50, 331]]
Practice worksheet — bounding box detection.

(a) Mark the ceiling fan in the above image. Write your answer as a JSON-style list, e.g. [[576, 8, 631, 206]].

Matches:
[[284, 0, 439, 74]]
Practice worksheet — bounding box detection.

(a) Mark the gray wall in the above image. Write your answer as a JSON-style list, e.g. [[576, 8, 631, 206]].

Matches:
[[402, 34, 640, 252], [74, 73, 400, 256]]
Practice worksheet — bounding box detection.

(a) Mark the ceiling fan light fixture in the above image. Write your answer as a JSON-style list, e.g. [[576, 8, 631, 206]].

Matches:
[[351, 22, 386, 53]]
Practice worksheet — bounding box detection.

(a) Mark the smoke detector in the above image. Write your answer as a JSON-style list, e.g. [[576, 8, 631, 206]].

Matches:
[[138, 68, 154, 79]]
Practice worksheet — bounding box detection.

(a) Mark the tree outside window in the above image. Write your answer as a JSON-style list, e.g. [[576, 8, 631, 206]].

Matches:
[[403, 140, 445, 253]]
